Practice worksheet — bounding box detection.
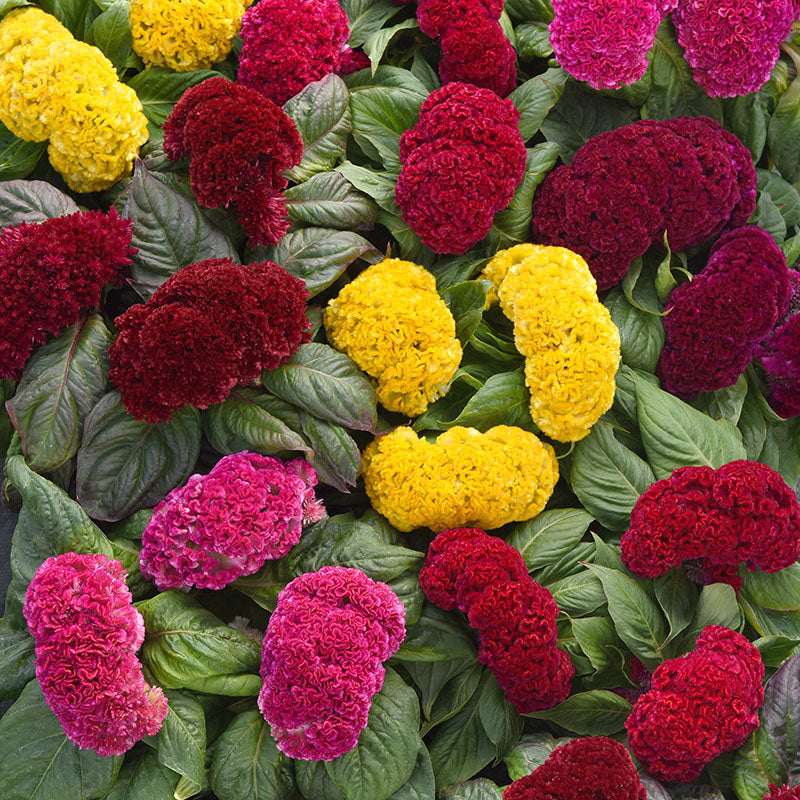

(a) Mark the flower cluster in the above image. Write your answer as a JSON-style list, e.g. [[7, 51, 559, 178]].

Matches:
[[503, 737, 647, 800], [532, 117, 757, 289], [764, 787, 800, 800], [420, 528, 574, 712], [621, 460, 800, 590], [108, 258, 311, 422], [237, 0, 350, 105], [395, 82, 526, 254], [258, 566, 405, 760], [323, 258, 462, 416], [23, 553, 167, 756], [361, 425, 558, 532], [626, 625, 764, 782], [139, 452, 325, 591], [163, 77, 303, 245], [482, 245, 620, 441], [130, 0, 252, 71], [0, 8, 148, 192], [0, 209, 134, 380]]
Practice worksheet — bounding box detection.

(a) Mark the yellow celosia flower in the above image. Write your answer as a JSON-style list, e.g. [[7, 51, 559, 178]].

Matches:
[[481, 244, 620, 442], [324, 258, 463, 416], [130, 0, 252, 71], [361, 425, 559, 532]]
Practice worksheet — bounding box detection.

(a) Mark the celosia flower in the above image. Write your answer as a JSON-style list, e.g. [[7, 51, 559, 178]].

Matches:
[[24, 553, 167, 756], [503, 737, 646, 800], [621, 460, 800, 590], [140, 452, 325, 591], [323, 258, 462, 416], [626, 625, 764, 782], [339, 47, 370, 74], [482, 245, 620, 441], [420, 528, 573, 712], [237, 0, 349, 105], [258, 566, 405, 760], [0, 209, 134, 379], [163, 77, 303, 245], [416, 0, 503, 37], [764, 787, 800, 800], [108, 258, 311, 422], [361, 425, 558, 532]]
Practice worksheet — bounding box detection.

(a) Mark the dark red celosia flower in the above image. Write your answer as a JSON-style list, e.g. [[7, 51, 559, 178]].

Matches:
[[237, 0, 349, 105], [626, 626, 764, 782], [658, 226, 791, 397], [416, 0, 502, 37], [338, 47, 370, 75], [163, 77, 303, 245], [621, 460, 800, 590], [763, 786, 800, 800], [108, 258, 311, 422], [420, 528, 573, 713], [0, 209, 133, 379], [503, 737, 646, 800]]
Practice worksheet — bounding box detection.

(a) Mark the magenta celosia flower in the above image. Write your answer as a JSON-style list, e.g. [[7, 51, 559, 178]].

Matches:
[[416, 0, 502, 37], [764, 787, 800, 800], [139, 452, 325, 591], [24, 553, 167, 756], [258, 566, 406, 760], [0, 209, 134, 379], [338, 47, 370, 75]]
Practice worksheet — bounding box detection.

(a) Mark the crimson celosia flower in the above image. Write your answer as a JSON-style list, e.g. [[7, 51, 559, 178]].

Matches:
[[764, 787, 800, 800], [0, 209, 133, 379], [621, 460, 800, 590], [420, 528, 573, 713], [258, 566, 405, 760], [416, 0, 502, 37], [626, 626, 764, 782], [338, 47, 370, 75], [503, 737, 647, 800], [108, 258, 311, 422], [24, 553, 167, 756]]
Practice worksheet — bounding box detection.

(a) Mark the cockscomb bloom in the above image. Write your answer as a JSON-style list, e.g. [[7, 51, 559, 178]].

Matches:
[[482, 245, 620, 441], [396, 82, 526, 254], [763, 787, 800, 800], [130, 0, 252, 71], [673, 0, 795, 97], [626, 625, 764, 782], [323, 258, 462, 416], [0, 209, 134, 379], [258, 566, 405, 760], [237, 0, 349, 105], [621, 460, 800, 590], [163, 77, 303, 245], [421, 528, 573, 712], [24, 553, 168, 756], [108, 258, 311, 422], [362, 425, 558, 532], [532, 117, 757, 289], [0, 8, 148, 192], [139, 452, 326, 591], [503, 737, 646, 800]]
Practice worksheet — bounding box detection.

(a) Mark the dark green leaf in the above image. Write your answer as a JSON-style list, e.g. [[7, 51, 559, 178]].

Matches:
[[477, 673, 523, 757], [753, 636, 800, 669], [741, 564, 800, 611], [543, 569, 607, 616], [682, 583, 742, 649], [85, 0, 132, 73], [654, 569, 697, 645], [149, 690, 206, 788], [514, 22, 552, 59], [109, 535, 151, 601], [106, 747, 180, 800], [526, 690, 632, 735], [445, 370, 530, 431], [406, 660, 483, 732], [703, 374, 748, 424], [363, 18, 419, 74], [757, 169, 800, 227], [442, 280, 491, 345], [297, 411, 361, 490], [508, 67, 568, 141], [341, 0, 404, 47], [394, 604, 478, 662], [604, 288, 665, 373], [768, 77, 800, 183], [285, 171, 377, 230], [751, 190, 786, 245], [439, 779, 503, 800], [723, 93, 767, 161], [0, 628, 35, 702], [504, 0, 553, 21], [503, 732, 560, 781], [0, 122, 44, 180], [0, 179, 78, 226], [571, 616, 622, 674], [335, 162, 398, 212], [507, 509, 593, 571]]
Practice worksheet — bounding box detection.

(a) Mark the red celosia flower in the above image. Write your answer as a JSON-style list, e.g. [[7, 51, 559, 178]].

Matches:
[[764, 786, 800, 800], [420, 528, 573, 713], [416, 0, 502, 37], [338, 47, 370, 75], [108, 258, 311, 422], [626, 626, 764, 782], [0, 209, 133, 379], [258, 566, 406, 760], [24, 552, 167, 756], [503, 737, 647, 800]]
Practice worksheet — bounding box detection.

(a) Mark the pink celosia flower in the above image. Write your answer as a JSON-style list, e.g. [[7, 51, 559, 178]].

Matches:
[[764, 787, 800, 800]]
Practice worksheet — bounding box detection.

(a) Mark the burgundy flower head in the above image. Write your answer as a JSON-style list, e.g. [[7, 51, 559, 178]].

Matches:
[[764, 786, 800, 800]]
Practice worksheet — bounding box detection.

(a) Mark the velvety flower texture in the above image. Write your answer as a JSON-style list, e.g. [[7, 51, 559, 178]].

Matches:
[[163, 77, 303, 245], [532, 117, 757, 289], [658, 227, 791, 397], [361, 425, 558, 532], [621, 460, 800, 590], [503, 737, 646, 800], [0, 209, 134, 380], [626, 626, 764, 782], [421, 528, 573, 712], [24, 553, 167, 756], [258, 566, 405, 760], [323, 258, 462, 416], [764, 787, 800, 800], [140, 452, 325, 591], [396, 82, 526, 254], [482, 245, 620, 441], [108, 258, 311, 422]]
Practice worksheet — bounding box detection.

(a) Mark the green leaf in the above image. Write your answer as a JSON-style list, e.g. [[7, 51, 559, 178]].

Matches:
[[387, 569, 424, 625], [571, 616, 623, 674], [543, 569, 607, 616], [0, 378, 14, 454], [363, 18, 419, 74], [285, 171, 377, 230], [681, 583, 742, 648], [439, 779, 503, 800], [653, 569, 697, 646], [526, 690, 632, 736], [504, 0, 553, 21], [85, 0, 132, 74], [738, 380, 769, 460], [382, 744, 435, 800], [741, 564, 800, 611], [507, 509, 593, 571], [508, 67, 568, 141], [441, 280, 491, 346], [0, 121, 44, 180], [341, 0, 404, 47], [514, 22, 553, 60], [477, 673, 523, 758], [757, 169, 800, 227], [406, 659, 482, 732], [297, 411, 362, 491], [76, 391, 201, 522], [723, 93, 767, 161], [703, 373, 748, 424], [751, 189, 786, 245], [109, 535, 151, 601], [445, 370, 530, 431], [753, 636, 800, 669], [503, 732, 560, 781], [335, 162, 398, 212], [106, 747, 180, 800], [394, 604, 478, 662], [768, 76, 800, 183], [149, 690, 206, 788], [0, 627, 35, 702], [0, 179, 78, 227], [604, 288, 665, 373]]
